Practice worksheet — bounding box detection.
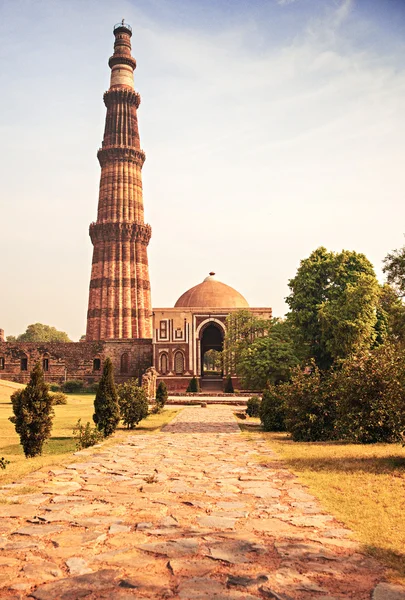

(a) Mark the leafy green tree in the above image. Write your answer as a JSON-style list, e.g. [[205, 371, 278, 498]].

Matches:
[[117, 380, 148, 429], [378, 284, 405, 345], [7, 323, 72, 343], [9, 363, 54, 457], [283, 364, 337, 442], [260, 386, 286, 432], [383, 242, 405, 297], [223, 310, 270, 375], [286, 247, 380, 369], [236, 322, 299, 390], [93, 358, 120, 437], [156, 381, 168, 411], [334, 343, 405, 444]]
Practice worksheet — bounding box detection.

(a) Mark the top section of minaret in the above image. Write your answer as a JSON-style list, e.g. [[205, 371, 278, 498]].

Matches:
[[108, 20, 137, 90]]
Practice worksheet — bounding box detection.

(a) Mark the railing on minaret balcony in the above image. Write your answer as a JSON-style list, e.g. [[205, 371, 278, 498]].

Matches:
[[114, 20, 132, 33]]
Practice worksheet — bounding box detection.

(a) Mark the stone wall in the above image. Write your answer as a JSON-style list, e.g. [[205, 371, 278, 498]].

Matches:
[[0, 340, 152, 385]]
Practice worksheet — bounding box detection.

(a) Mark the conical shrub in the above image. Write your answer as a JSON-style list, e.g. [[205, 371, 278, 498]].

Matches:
[[186, 376, 200, 393], [156, 380, 168, 410], [224, 375, 234, 394], [93, 357, 120, 437], [9, 362, 54, 457]]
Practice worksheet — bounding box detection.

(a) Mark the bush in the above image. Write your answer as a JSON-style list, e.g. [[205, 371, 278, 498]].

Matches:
[[246, 396, 261, 417], [260, 386, 286, 432], [186, 377, 200, 393], [93, 358, 120, 437], [117, 380, 148, 429], [284, 365, 337, 442], [156, 381, 168, 412], [62, 380, 85, 393], [0, 457, 10, 470], [224, 376, 234, 394], [86, 382, 99, 394], [51, 392, 68, 405], [73, 419, 103, 449], [334, 344, 405, 443], [9, 362, 54, 457], [49, 384, 61, 392]]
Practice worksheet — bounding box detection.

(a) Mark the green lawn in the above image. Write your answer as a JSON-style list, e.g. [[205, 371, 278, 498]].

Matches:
[[241, 419, 405, 583], [0, 382, 179, 485]]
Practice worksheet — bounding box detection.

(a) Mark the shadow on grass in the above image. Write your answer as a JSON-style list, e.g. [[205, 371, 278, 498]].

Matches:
[[2, 437, 76, 456], [272, 453, 405, 475], [366, 545, 405, 580], [239, 422, 405, 475]]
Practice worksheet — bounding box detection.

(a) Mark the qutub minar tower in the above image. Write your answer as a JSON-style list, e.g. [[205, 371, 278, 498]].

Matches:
[[86, 21, 152, 341], [0, 21, 271, 391]]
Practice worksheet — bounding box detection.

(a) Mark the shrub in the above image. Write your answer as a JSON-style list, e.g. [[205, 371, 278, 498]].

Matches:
[[51, 392, 68, 405], [86, 382, 99, 394], [49, 384, 61, 392], [62, 380, 85, 393], [334, 344, 405, 443], [93, 358, 120, 437], [246, 396, 261, 417], [156, 381, 168, 411], [260, 386, 286, 432], [284, 365, 337, 442], [224, 376, 234, 394], [186, 377, 200, 393], [9, 362, 54, 457], [73, 419, 103, 449], [0, 457, 10, 470], [117, 380, 148, 429]]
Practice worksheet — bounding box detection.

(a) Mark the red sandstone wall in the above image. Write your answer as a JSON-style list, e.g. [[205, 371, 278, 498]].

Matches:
[[0, 340, 152, 385]]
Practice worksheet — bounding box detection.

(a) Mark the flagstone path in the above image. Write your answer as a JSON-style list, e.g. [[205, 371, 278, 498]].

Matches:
[[0, 405, 404, 599]]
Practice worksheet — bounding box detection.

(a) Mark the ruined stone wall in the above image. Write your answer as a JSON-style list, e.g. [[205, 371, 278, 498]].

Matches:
[[0, 340, 152, 385]]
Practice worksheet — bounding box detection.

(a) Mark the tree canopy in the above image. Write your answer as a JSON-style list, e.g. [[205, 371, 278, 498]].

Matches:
[[383, 242, 405, 297], [7, 323, 72, 343], [286, 247, 380, 369], [236, 323, 299, 389]]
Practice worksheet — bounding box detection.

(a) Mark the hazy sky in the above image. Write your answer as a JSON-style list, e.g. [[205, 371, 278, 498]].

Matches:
[[1, 0, 405, 341]]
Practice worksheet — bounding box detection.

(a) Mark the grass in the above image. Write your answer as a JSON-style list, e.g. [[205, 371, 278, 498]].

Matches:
[[0, 380, 179, 485], [240, 419, 405, 583]]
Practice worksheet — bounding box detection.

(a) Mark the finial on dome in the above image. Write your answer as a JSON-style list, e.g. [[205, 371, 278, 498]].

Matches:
[[209, 272, 215, 276]]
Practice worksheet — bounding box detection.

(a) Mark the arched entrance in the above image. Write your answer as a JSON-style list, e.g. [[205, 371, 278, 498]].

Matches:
[[200, 322, 224, 379]]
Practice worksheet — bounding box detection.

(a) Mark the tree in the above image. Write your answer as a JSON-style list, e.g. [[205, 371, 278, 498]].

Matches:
[[236, 322, 299, 390], [9, 363, 54, 457], [383, 242, 405, 297], [286, 247, 380, 369], [334, 343, 405, 443], [223, 310, 270, 375], [378, 284, 405, 345], [7, 323, 72, 343], [93, 358, 120, 437], [283, 364, 337, 442], [117, 380, 148, 429], [260, 386, 286, 432], [156, 381, 168, 411]]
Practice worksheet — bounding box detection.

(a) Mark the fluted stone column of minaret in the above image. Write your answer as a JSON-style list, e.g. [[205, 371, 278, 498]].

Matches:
[[86, 22, 152, 341]]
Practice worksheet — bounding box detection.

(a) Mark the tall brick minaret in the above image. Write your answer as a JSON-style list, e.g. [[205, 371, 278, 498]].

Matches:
[[86, 21, 152, 341]]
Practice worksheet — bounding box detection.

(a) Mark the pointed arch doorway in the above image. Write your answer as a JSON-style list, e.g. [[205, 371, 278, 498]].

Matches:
[[198, 321, 224, 387]]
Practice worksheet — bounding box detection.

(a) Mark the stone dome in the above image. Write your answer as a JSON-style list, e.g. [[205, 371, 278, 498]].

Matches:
[[174, 273, 249, 309]]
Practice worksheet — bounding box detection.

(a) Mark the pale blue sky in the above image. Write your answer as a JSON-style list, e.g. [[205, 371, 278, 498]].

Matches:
[[1, 0, 405, 340]]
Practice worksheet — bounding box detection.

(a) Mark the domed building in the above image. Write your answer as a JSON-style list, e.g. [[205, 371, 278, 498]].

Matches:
[[153, 273, 272, 392]]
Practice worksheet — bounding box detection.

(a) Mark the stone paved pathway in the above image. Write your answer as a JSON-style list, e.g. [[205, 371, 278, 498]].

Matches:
[[0, 406, 404, 599]]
